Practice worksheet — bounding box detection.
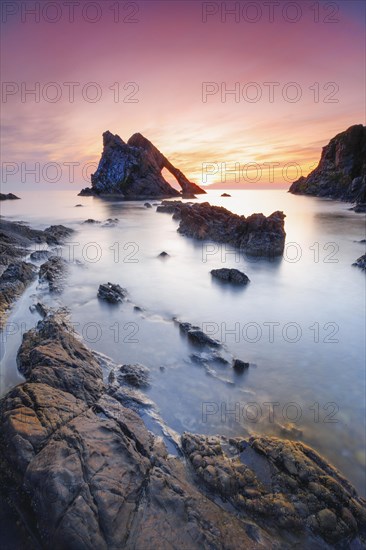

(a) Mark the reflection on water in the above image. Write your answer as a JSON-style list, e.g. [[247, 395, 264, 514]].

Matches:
[[1, 189, 365, 495]]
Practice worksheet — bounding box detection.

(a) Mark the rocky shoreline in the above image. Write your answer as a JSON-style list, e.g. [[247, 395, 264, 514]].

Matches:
[[1, 309, 365, 549], [0, 206, 365, 548], [0, 219, 73, 327]]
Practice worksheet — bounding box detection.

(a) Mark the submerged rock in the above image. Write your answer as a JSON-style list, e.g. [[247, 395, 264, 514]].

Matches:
[[0, 193, 20, 200], [211, 268, 250, 285], [98, 282, 127, 303], [233, 358, 250, 372], [289, 125, 366, 204], [352, 253, 366, 270], [79, 131, 206, 198], [179, 321, 221, 348], [82, 218, 100, 224]]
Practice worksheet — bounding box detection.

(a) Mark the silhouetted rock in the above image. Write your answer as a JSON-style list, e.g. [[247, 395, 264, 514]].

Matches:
[[289, 125, 366, 204], [158, 251, 169, 257], [158, 201, 286, 257], [221, 192, 231, 197], [98, 282, 127, 303], [211, 268, 250, 284], [0, 193, 20, 200], [144, 202, 152, 208], [350, 203, 366, 213], [80, 131, 206, 198], [233, 358, 250, 372], [352, 254, 366, 270]]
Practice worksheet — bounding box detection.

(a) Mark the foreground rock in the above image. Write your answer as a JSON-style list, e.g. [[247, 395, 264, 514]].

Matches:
[[182, 433, 366, 546], [352, 253, 366, 270], [79, 131, 206, 198], [289, 125, 366, 204], [1, 313, 365, 548], [0, 193, 20, 200], [158, 201, 286, 257], [98, 282, 127, 303], [211, 268, 250, 284], [0, 313, 267, 549]]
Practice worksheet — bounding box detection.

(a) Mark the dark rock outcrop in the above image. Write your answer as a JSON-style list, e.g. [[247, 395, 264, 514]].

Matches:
[[0, 220, 73, 325], [98, 282, 127, 303], [233, 358, 250, 372], [39, 256, 68, 293], [352, 253, 366, 270], [158, 201, 286, 257], [0, 262, 37, 327], [29, 250, 51, 262], [211, 268, 250, 284], [179, 321, 221, 348], [0, 193, 20, 200], [289, 125, 366, 204], [1, 313, 365, 548], [79, 131, 206, 198], [221, 192, 231, 197]]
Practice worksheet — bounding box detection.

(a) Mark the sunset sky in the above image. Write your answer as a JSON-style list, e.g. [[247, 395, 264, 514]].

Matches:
[[1, 0, 365, 191]]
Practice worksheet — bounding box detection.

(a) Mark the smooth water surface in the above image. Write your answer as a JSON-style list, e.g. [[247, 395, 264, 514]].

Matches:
[[1, 189, 365, 494]]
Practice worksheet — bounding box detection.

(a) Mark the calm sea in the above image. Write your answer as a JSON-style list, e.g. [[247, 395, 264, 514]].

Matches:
[[1, 189, 365, 495]]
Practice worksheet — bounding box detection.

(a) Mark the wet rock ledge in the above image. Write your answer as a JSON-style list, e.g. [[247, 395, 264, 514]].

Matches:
[[0, 312, 365, 549], [0, 219, 73, 327]]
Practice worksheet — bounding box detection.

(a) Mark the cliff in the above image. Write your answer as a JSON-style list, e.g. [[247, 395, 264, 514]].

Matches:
[[289, 125, 366, 204]]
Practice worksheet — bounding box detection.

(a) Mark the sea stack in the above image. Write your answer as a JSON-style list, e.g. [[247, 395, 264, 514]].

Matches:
[[79, 131, 206, 199]]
